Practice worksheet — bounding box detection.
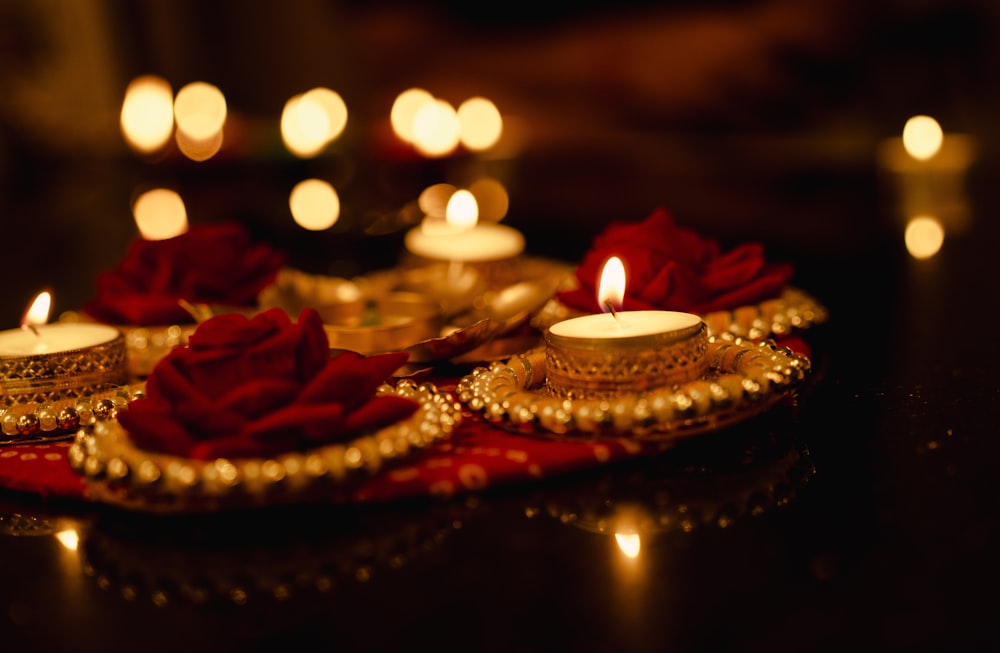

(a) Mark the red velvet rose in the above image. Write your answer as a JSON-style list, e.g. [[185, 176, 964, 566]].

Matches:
[[116, 307, 418, 460], [557, 208, 793, 314], [83, 222, 285, 326]]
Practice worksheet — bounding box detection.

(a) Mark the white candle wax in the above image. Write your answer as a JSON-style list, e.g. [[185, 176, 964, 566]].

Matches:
[[549, 310, 701, 341], [0, 323, 121, 356], [404, 222, 525, 262]]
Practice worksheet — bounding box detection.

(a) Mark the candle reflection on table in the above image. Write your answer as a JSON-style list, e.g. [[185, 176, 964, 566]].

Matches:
[[878, 114, 976, 236]]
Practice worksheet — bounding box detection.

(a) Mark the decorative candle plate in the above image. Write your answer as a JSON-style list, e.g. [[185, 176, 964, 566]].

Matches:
[[68, 379, 460, 513], [456, 332, 811, 443]]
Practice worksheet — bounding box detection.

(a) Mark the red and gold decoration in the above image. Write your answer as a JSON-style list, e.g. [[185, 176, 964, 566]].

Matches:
[[0, 204, 827, 513]]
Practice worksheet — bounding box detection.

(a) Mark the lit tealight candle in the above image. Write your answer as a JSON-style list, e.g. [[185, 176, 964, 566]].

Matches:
[[404, 189, 524, 263], [545, 257, 708, 398], [0, 291, 128, 407]]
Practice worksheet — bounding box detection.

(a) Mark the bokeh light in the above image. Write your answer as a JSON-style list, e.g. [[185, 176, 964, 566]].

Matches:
[[412, 98, 461, 157], [390, 88, 434, 144], [905, 215, 945, 259], [468, 177, 509, 222], [281, 87, 348, 158], [120, 75, 174, 154], [457, 97, 502, 151], [133, 188, 189, 240], [418, 183, 457, 219], [902, 115, 944, 161], [174, 81, 227, 141], [289, 179, 340, 230]]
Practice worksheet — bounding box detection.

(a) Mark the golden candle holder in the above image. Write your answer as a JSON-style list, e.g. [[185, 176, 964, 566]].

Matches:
[[544, 316, 708, 400], [0, 328, 128, 408]]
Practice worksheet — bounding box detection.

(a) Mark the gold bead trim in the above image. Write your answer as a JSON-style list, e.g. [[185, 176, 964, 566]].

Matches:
[[0, 384, 145, 445], [455, 332, 811, 442], [68, 380, 461, 513]]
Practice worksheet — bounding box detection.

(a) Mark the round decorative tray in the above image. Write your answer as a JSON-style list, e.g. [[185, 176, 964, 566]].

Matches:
[[68, 379, 461, 513], [456, 332, 811, 443]]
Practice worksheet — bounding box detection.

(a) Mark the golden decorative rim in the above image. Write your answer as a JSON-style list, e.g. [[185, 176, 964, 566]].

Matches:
[[68, 379, 461, 513], [455, 332, 811, 443], [0, 332, 129, 406], [532, 286, 829, 341], [545, 320, 708, 399]]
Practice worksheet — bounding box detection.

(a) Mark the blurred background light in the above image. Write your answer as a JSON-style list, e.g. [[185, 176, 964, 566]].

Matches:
[[457, 97, 502, 151], [289, 178, 340, 230], [281, 87, 348, 158], [390, 88, 434, 144], [412, 98, 460, 157], [133, 188, 189, 240], [905, 215, 945, 259], [120, 75, 174, 154], [468, 177, 509, 222], [902, 115, 944, 161], [173, 81, 227, 141]]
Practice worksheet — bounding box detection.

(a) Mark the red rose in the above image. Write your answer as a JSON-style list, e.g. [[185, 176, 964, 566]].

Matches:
[[557, 208, 793, 314], [83, 222, 285, 326], [116, 307, 418, 460]]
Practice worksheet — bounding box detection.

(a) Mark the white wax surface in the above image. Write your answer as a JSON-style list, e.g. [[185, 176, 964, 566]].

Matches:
[[549, 310, 701, 340], [0, 323, 120, 356], [404, 223, 525, 262]]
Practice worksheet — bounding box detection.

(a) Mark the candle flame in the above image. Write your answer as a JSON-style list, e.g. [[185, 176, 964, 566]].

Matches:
[[22, 290, 52, 328], [598, 256, 626, 312], [446, 190, 479, 230]]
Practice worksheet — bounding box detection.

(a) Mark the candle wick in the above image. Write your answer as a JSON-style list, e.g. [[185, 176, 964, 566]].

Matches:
[[604, 300, 621, 322], [22, 324, 40, 337]]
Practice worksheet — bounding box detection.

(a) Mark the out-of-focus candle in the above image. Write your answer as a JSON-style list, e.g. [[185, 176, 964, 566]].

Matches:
[[877, 114, 976, 234], [545, 257, 707, 398], [404, 190, 524, 263]]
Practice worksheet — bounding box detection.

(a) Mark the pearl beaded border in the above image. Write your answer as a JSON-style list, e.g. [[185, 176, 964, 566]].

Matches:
[[68, 379, 461, 512], [456, 332, 811, 441], [0, 385, 145, 445]]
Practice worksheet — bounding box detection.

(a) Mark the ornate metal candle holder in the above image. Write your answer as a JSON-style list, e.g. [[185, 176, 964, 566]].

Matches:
[[544, 318, 708, 400]]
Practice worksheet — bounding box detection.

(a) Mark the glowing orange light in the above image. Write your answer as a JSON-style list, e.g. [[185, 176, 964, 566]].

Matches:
[[22, 290, 52, 328], [390, 88, 434, 144], [55, 528, 80, 552], [614, 532, 641, 559], [281, 87, 348, 158], [902, 115, 944, 161], [597, 256, 626, 311], [133, 188, 188, 240], [289, 179, 340, 230], [445, 189, 478, 229], [905, 215, 945, 259], [412, 98, 460, 157], [120, 75, 174, 154], [418, 183, 457, 220], [468, 177, 509, 223], [458, 97, 503, 151]]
